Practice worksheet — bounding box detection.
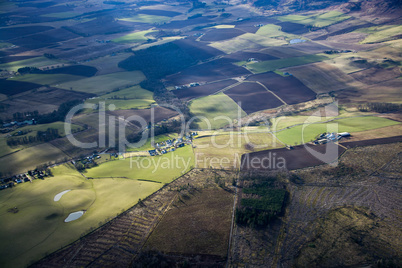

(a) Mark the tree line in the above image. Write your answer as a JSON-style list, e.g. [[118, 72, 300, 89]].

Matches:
[[7, 128, 61, 146], [358, 102, 402, 113]]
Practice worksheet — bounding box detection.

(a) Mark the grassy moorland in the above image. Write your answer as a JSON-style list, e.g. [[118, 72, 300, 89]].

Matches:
[[144, 187, 233, 257], [0, 164, 162, 268], [189, 93, 247, 130]]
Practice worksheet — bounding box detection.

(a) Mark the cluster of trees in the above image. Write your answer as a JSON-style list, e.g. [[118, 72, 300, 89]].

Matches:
[[12, 111, 39, 121], [6, 128, 61, 146], [74, 161, 98, 171], [236, 174, 287, 228], [38, 99, 83, 124], [118, 42, 197, 79], [17, 66, 43, 74], [358, 102, 402, 113]]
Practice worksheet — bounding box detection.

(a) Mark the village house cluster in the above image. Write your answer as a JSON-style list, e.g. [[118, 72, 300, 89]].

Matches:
[[148, 132, 198, 156]]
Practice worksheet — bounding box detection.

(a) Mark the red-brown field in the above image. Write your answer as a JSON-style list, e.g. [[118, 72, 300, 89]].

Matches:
[[173, 79, 237, 101], [241, 143, 346, 171], [165, 58, 251, 85], [0, 88, 93, 119], [63, 18, 131, 37], [224, 82, 283, 114], [246, 72, 316, 105], [200, 28, 245, 42], [0, 26, 54, 40], [12, 28, 81, 50]]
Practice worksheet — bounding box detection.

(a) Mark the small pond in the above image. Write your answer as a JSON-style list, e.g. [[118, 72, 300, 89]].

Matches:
[[289, 39, 306, 44]]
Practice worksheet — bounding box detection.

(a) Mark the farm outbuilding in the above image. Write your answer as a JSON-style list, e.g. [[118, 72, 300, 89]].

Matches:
[[339, 132, 351, 137]]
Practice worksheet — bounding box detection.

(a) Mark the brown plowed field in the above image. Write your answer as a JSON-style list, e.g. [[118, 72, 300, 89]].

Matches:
[[200, 28, 245, 42], [340, 135, 402, 148], [246, 72, 316, 105], [241, 143, 346, 171], [173, 79, 237, 101], [224, 82, 283, 114]]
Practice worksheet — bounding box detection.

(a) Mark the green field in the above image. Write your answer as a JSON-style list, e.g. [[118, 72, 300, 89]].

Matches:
[[256, 24, 301, 41], [119, 14, 170, 24], [85, 85, 155, 110], [57, 71, 146, 95], [276, 11, 350, 28], [244, 54, 330, 73], [0, 164, 162, 268], [275, 116, 400, 145], [0, 143, 67, 175], [9, 73, 85, 86], [112, 30, 157, 43], [85, 146, 194, 183], [0, 57, 64, 72], [188, 93, 247, 130], [356, 25, 402, 44]]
